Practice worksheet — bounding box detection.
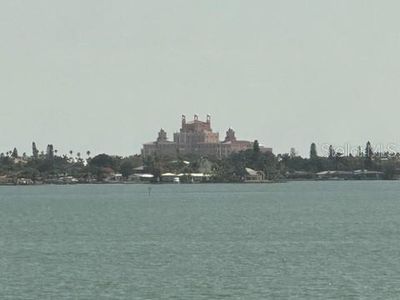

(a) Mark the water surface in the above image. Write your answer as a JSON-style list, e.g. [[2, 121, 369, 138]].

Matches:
[[1, 182, 400, 299]]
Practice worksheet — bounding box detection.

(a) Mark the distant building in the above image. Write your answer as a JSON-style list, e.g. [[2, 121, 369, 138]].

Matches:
[[142, 114, 272, 158], [315, 170, 384, 180], [244, 168, 266, 182]]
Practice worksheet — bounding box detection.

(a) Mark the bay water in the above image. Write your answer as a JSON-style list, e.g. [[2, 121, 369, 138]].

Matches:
[[1, 182, 399, 299]]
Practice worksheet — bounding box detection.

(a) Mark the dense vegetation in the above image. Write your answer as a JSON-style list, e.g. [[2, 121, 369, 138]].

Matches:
[[1, 141, 399, 184], [0, 143, 142, 183]]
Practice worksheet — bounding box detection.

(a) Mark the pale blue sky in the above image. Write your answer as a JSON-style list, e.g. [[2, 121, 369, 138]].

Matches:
[[1, 1, 400, 157]]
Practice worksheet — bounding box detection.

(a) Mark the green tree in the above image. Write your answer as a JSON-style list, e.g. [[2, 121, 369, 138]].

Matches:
[[88, 154, 116, 181], [120, 160, 134, 178], [32, 142, 39, 159], [328, 145, 335, 159], [365, 141, 373, 169], [46, 144, 54, 160], [310, 143, 318, 159], [365, 141, 373, 158], [357, 146, 363, 157], [383, 164, 395, 180], [253, 140, 260, 153], [11, 147, 18, 158], [90, 154, 114, 168]]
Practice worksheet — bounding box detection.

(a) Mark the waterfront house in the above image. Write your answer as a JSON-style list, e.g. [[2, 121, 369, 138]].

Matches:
[[353, 170, 384, 180], [244, 168, 265, 182], [316, 171, 353, 180]]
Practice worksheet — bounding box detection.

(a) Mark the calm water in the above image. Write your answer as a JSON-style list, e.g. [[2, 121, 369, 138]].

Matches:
[[1, 182, 400, 299]]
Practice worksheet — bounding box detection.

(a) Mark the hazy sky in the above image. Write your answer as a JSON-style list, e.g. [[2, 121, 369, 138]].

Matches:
[[1, 1, 400, 157]]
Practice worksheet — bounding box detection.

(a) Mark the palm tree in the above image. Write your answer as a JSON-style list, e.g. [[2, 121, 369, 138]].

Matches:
[[69, 150, 73, 157], [86, 150, 91, 158]]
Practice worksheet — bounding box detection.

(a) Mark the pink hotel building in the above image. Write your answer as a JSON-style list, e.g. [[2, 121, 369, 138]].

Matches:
[[142, 115, 272, 158]]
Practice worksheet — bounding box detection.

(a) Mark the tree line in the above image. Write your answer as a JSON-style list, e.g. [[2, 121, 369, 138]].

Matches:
[[1, 140, 399, 183]]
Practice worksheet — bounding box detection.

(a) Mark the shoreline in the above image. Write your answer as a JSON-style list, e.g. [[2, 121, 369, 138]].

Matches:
[[0, 178, 397, 186]]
